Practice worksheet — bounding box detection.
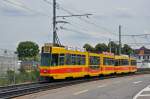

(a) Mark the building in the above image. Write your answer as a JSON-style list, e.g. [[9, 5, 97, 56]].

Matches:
[[134, 46, 150, 68], [0, 49, 19, 76], [20, 61, 39, 72]]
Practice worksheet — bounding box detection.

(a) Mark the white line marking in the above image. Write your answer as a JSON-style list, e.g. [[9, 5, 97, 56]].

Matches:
[[97, 85, 107, 88], [73, 90, 88, 95], [139, 94, 150, 96], [143, 86, 150, 91], [133, 85, 149, 99], [133, 81, 142, 84]]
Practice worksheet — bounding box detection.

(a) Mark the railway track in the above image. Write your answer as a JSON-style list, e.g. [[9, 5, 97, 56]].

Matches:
[[0, 78, 98, 99], [0, 73, 145, 99]]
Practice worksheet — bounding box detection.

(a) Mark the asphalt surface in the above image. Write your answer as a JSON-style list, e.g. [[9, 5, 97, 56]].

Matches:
[[15, 74, 150, 99]]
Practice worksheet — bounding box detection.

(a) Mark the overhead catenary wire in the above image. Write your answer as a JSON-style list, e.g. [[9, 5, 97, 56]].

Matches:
[[42, 0, 118, 45], [6, 0, 149, 48], [121, 27, 150, 47], [61, 27, 89, 35], [2, 0, 48, 16], [122, 34, 150, 36], [3, 0, 149, 48], [119, 26, 150, 48], [42, 0, 118, 37], [60, 27, 114, 42], [53, 1, 117, 36]]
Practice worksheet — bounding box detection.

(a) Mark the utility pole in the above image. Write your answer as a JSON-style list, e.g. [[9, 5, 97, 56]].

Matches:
[[50, 0, 92, 46], [53, 0, 56, 45], [119, 25, 121, 55], [109, 39, 111, 53]]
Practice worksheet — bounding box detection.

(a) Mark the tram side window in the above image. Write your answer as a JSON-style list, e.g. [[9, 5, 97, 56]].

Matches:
[[77, 55, 81, 65], [110, 58, 114, 65], [66, 54, 71, 65], [59, 54, 65, 65], [51, 54, 59, 66], [103, 58, 108, 65], [66, 54, 85, 65], [115, 60, 119, 66], [76, 55, 86, 65], [103, 58, 114, 66], [89, 56, 100, 70], [81, 55, 86, 65], [120, 59, 129, 66], [89, 56, 94, 65], [126, 60, 129, 65], [90, 56, 100, 65], [131, 60, 137, 66], [124, 60, 129, 65], [71, 54, 77, 65], [119, 60, 122, 65]]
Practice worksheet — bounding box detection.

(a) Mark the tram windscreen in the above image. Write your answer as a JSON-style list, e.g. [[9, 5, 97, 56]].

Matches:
[[41, 53, 59, 66], [41, 53, 51, 66]]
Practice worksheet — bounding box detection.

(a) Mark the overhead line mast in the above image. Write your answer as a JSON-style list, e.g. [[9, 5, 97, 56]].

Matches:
[[52, 0, 92, 46], [53, 0, 57, 45], [119, 25, 122, 55]]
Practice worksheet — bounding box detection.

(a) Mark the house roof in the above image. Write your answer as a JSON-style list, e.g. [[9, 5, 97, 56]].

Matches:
[[135, 46, 150, 55]]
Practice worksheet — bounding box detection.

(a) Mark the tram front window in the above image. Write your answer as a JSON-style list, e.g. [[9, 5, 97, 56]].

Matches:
[[41, 53, 59, 66], [41, 53, 51, 66]]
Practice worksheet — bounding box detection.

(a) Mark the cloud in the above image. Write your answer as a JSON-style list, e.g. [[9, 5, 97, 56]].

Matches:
[[89, 7, 135, 19], [1, 9, 23, 16], [116, 7, 129, 11], [93, 12, 108, 18], [114, 7, 135, 18], [0, 5, 27, 16], [0, 0, 29, 15], [0, 0, 47, 16]]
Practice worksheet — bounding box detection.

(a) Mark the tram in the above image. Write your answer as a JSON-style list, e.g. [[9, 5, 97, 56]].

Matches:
[[40, 44, 137, 80]]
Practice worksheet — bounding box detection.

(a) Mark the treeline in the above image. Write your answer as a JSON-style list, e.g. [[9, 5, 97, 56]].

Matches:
[[83, 41, 134, 55], [16, 41, 134, 59]]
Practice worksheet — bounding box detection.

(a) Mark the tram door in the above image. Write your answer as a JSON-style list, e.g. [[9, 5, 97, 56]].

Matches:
[[88, 55, 101, 76]]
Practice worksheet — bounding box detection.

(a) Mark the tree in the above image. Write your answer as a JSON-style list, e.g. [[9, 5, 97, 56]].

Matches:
[[17, 41, 40, 61], [83, 42, 133, 55], [122, 44, 133, 55], [95, 43, 108, 53], [108, 41, 119, 54], [83, 44, 94, 52]]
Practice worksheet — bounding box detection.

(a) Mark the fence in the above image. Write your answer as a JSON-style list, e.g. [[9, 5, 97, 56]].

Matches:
[[0, 49, 18, 73], [0, 49, 40, 86], [0, 49, 18, 86]]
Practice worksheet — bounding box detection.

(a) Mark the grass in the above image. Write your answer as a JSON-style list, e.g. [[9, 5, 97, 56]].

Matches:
[[0, 78, 9, 86], [0, 69, 40, 86]]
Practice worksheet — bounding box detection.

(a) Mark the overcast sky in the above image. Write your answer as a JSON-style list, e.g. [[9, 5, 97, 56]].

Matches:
[[0, 0, 150, 50]]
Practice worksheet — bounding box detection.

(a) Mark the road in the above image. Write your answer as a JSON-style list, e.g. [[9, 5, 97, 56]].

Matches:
[[15, 74, 150, 99]]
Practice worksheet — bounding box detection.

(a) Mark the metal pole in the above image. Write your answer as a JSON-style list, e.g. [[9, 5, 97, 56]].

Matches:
[[53, 0, 56, 45], [109, 39, 111, 53], [115, 47, 117, 55], [13, 55, 16, 84], [119, 25, 121, 55]]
